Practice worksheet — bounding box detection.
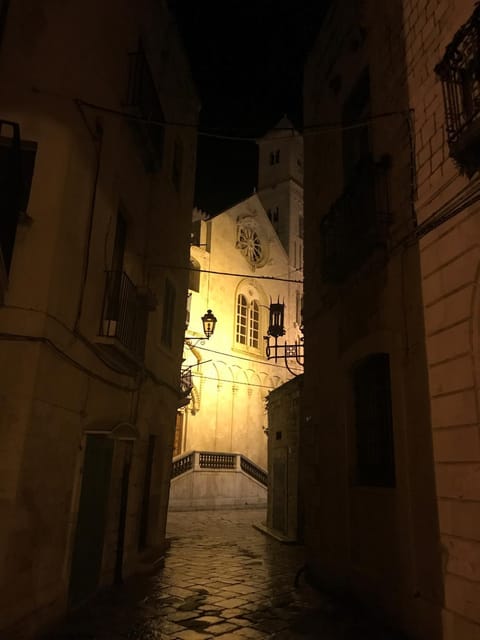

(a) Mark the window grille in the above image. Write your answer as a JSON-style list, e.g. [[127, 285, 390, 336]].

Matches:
[[99, 270, 149, 361], [435, 5, 480, 174], [352, 353, 395, 487]]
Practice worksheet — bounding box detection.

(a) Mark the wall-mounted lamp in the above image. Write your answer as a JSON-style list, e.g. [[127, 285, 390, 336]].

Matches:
[[185, 309, 217, 345], [264, 300, 303, 375]]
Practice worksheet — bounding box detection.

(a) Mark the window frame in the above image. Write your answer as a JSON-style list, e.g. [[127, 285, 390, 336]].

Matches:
[[0, 126, 37, 283], [235, 288, 262, 352]]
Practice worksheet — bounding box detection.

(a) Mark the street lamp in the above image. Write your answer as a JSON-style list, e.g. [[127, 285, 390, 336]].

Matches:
[[201, 309, 217, 339], [185, 308, 217, 344], [264, 300, 303, 375]]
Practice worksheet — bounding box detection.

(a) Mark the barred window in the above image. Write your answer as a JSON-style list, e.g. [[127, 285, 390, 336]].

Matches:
[[352, 353, 395, 487], [435, 6, 480, 175]]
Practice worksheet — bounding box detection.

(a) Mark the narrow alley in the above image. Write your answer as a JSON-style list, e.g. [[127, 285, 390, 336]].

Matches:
[[45, 510, 402, 640]]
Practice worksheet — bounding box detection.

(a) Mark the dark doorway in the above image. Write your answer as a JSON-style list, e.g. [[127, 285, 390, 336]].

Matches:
[[114, 441, 133, 583], [68, 435, 114, 607]]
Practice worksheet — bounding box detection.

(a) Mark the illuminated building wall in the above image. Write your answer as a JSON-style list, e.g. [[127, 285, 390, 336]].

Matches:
[[176, 123, 304, 470]]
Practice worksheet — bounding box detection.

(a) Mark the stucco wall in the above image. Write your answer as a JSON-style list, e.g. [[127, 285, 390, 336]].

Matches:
[[302, 2, 443, 638], [404, 1, 480, 637], [0, 0, 198, 635]]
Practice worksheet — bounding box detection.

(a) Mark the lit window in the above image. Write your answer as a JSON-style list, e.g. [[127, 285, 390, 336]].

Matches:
[[236, 294, 248, 344], [235, 290, 261, 350], [249, 300, 259, 348]]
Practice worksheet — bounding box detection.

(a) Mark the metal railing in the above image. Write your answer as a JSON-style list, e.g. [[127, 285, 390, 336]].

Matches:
[[99, 270, 149, 361], [435, 5, 480, 174], [171, 450, 267, 487], [320, 155, 390, 283], [180, 368, 193, 395]]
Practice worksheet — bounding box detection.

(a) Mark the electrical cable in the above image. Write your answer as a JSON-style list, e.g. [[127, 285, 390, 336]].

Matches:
[[189, 344, 300, 370], [29, 87, 411, 142], [150, 262, 303, 284], [191, 371, 281, 390]]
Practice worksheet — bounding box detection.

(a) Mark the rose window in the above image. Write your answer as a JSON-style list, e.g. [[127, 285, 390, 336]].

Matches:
[[237, 226, 264, 266]]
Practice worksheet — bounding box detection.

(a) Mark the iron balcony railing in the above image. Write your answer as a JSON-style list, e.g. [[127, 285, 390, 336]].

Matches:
[[180, 368, 193, 395], [126, 45, 165, 172], [99, 270, 149, 361], [435, 5, 480, 174], [320, 155, 391, 283]]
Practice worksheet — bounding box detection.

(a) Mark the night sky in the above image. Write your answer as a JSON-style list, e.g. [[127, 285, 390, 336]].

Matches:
[[171, 0, 329, 214]]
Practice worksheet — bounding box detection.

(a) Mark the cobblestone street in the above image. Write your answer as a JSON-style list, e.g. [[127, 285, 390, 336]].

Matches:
[[46, 510, 402, 640]]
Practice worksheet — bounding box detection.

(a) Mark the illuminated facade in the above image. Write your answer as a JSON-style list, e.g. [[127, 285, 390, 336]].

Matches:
[[0, 1, 198, 636], [175, 122, 304, 472]]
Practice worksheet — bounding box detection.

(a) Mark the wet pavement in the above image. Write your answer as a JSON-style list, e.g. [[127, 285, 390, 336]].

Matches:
[[46, 509, 402, 639]]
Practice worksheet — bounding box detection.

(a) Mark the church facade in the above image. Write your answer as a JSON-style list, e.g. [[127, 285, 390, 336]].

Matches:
[[175, 121, 304, 472]]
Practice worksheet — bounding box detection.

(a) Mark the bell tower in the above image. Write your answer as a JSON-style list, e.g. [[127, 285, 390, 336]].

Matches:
[[256, 116, 304, 275]]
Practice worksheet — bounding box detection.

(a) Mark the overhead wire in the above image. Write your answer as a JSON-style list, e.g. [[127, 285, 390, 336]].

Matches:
[[149, 261, 303, 284], [29, 86, 411, 142]]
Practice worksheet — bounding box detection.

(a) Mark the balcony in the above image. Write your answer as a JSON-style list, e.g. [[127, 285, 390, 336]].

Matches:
[[435, 5, 480, 175], [320, 155, 391, 283], [96, 270, 151, 372], [126, 45, 165, 172]]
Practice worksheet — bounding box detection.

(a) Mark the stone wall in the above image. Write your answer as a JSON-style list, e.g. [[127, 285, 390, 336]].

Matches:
[[403, 1, 480, 637], [302, 1, 443, 637], [0, 0, 198, 635]]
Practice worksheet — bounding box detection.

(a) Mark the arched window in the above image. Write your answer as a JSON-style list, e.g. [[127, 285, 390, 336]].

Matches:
[[235, 290, 261, 350], [236, 294, 248, 344], [249, 300, 259, 348], [189, 258, 200, 292]]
